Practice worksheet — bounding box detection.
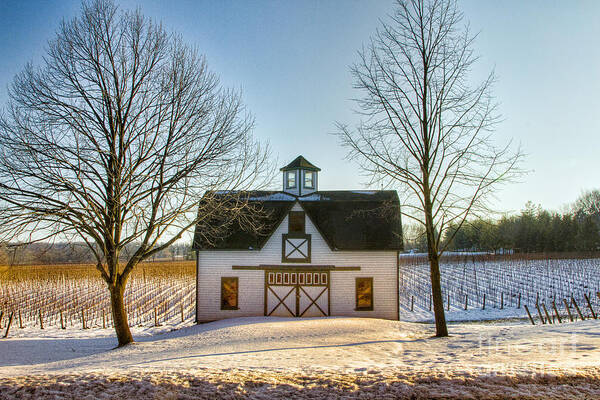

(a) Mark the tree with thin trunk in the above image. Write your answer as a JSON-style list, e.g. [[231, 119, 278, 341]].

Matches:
[[574, 190, 600, 224], [336, 0, 523, 337], [0, 0, 272, 346]]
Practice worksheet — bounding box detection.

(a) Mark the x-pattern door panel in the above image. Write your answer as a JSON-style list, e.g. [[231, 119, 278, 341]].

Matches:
[[267, 285, 296, 317], [285, 238, 308, 259], [265, 270, 329, 317], [298, 285, 328, 317]]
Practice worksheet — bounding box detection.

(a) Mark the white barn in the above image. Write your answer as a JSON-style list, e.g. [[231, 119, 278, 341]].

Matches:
[[192, 156, 403, 322]]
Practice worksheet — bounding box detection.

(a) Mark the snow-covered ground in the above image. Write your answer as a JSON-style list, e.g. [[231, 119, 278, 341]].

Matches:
[[1, 317, 600, 398]]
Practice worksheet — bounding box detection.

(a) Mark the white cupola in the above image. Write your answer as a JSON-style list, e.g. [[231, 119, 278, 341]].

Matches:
[[280, 155, 320, 196]]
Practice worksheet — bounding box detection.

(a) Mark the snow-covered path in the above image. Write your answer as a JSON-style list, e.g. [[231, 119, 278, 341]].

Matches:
[[1, 317, 599, 376], [1, 317, 600, 398]]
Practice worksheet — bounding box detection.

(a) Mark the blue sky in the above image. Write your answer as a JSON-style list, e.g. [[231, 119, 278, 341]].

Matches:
[[1, 0, 599, 214]]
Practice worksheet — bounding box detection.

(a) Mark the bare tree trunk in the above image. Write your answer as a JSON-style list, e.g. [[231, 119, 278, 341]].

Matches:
[[429, 253, 447, 337], [425, 191, 448, 337], [109, 283, 133, 346]]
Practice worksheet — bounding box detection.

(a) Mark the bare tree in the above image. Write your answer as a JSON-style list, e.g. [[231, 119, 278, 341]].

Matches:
[[574, 190, 600, 222], [0, 0, 272, 346], [337, 0, 522, 336]]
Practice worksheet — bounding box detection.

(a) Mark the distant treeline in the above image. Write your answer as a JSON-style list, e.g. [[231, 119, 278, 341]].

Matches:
[[0, 242, 194, 265], [407, 190, 600, 253]]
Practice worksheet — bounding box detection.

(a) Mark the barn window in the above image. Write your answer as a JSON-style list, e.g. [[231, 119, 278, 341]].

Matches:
[[321, 273, 327, 285], [355, 277, 373, 311], [221, 277, 238, 310], [286, 171, 296, 189], [288, 211, 305, 233], [304, 171, 314, 188]]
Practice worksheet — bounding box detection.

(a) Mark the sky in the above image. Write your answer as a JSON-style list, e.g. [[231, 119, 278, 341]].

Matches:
[[0, 0, 599, 215]]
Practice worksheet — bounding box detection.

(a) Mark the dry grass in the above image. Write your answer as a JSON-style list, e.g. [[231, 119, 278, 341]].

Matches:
[[0, 260, 195, 280], [1, 367, 599, 399]]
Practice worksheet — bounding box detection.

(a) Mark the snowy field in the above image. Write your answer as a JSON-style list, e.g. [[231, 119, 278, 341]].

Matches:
[[399, 256, 600, 323], [1, 317, 600, 398]]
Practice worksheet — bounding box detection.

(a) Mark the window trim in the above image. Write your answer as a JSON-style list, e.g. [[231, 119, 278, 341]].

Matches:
[[282, 233, 312, 263], [286, 171, 297, 189], [221, 277, 239, 310], [304, 170, 315, 189], [355, 277, 374, 311]]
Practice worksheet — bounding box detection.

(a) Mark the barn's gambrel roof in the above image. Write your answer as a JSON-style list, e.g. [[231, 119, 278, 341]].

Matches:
[[192, 190, 403, 252]]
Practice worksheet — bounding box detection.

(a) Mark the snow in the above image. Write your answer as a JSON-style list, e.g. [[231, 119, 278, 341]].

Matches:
[[1, 317, 600, 398], [350, 190, 377, 195], [247, 193, 296, 201], [297, 193, 328, 201]]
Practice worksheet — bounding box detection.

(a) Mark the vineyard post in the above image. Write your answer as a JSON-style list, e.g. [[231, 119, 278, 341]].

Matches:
[[429, 294, 432, 311], [103, 310, 106, 329], [482, 293, 486, 310], [542, 303, 553, 324], [411, 296, 414, 312], [518, 293, 521, 309], [562, 299, 574, 322], [180, 303, 184, 323], [60, 310, 65, 329], [552, 301, 562, 323], [584, 294, 597, 319], [39, 310, 44, 329], [154, 307, 159, 327], [524, 305, 535, 325], [447, 293, 450, 311], [572, 297, 585, 321], [464, 295, 468, 311], [18, 310, 23, 329], [500, 292, 504, 310], [3, 312, 14, 338], [535, 303, 546, 324]]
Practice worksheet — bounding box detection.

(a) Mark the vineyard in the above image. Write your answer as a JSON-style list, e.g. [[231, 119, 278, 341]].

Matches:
[[1, 256, 600, 336], [0, 261, 195, 335], [399, 255, 600, 323]]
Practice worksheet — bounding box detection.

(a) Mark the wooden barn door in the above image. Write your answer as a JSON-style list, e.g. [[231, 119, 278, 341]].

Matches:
[[265, 270, 329, 317]]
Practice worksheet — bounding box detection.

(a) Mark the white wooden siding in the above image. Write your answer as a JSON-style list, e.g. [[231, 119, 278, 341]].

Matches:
[[197, 202, 398, 322]]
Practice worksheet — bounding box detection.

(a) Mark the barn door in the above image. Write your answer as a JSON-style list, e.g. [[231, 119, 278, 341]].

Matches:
[[265, 270, 329, 317], [298, 272, 328, 317]]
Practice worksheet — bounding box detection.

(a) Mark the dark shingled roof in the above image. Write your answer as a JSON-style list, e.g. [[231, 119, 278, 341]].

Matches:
[[279, 156, 321, 172], [192, 190, 403, 251]]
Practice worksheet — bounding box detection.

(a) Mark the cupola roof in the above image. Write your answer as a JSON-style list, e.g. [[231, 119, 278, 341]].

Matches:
[[279, 155, 321, 172]]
